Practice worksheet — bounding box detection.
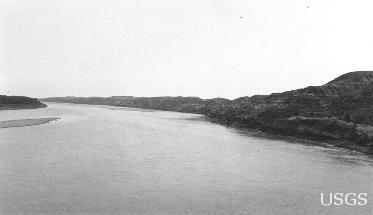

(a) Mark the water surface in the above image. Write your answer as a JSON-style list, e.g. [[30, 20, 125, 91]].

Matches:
[[0, 103, 372, 214]]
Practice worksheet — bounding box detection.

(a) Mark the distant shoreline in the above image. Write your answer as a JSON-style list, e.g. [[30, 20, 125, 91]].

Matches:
[[0, 117, 60, 129]]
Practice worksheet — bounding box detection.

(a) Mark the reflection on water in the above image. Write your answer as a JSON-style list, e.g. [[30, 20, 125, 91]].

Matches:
[[316, 148, 373, 167], [233, 128, 373, 167], [0, 103, 372, 215]]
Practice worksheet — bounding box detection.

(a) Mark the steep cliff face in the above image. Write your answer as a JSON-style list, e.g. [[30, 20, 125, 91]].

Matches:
[[43, 71, 373, 154], [0, 95, 46, 110]]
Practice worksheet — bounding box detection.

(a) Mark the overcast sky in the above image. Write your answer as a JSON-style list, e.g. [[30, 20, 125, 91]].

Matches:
[[1, 0, 373, 99]]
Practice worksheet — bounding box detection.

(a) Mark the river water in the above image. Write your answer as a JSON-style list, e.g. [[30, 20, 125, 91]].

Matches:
[[0, 103, 372, 215]]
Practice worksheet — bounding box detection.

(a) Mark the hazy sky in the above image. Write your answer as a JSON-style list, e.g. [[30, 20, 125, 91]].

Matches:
[[1, 0, 373, 99]]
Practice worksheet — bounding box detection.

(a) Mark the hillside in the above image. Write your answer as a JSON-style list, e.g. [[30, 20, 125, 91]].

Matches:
[[0, 95, 47, 110], [43, 71, 373, 154]]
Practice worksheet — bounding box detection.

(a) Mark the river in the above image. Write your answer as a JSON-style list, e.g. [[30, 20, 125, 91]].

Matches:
[[0, 103, 372, 215]]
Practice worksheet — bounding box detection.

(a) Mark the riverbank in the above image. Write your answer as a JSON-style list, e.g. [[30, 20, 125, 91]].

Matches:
[[205, 115, 373, 156], [0, 117, 60, 129]]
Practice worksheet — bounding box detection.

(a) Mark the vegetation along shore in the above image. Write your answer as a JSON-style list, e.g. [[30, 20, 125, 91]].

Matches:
[[0, 95, 46, 110]]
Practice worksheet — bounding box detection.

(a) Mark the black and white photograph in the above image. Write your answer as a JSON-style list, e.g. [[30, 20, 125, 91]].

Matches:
[[0, 0, 372, 214]]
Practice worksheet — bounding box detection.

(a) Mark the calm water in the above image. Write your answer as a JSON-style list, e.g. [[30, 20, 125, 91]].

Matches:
[[0, 103, 372, 215]]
